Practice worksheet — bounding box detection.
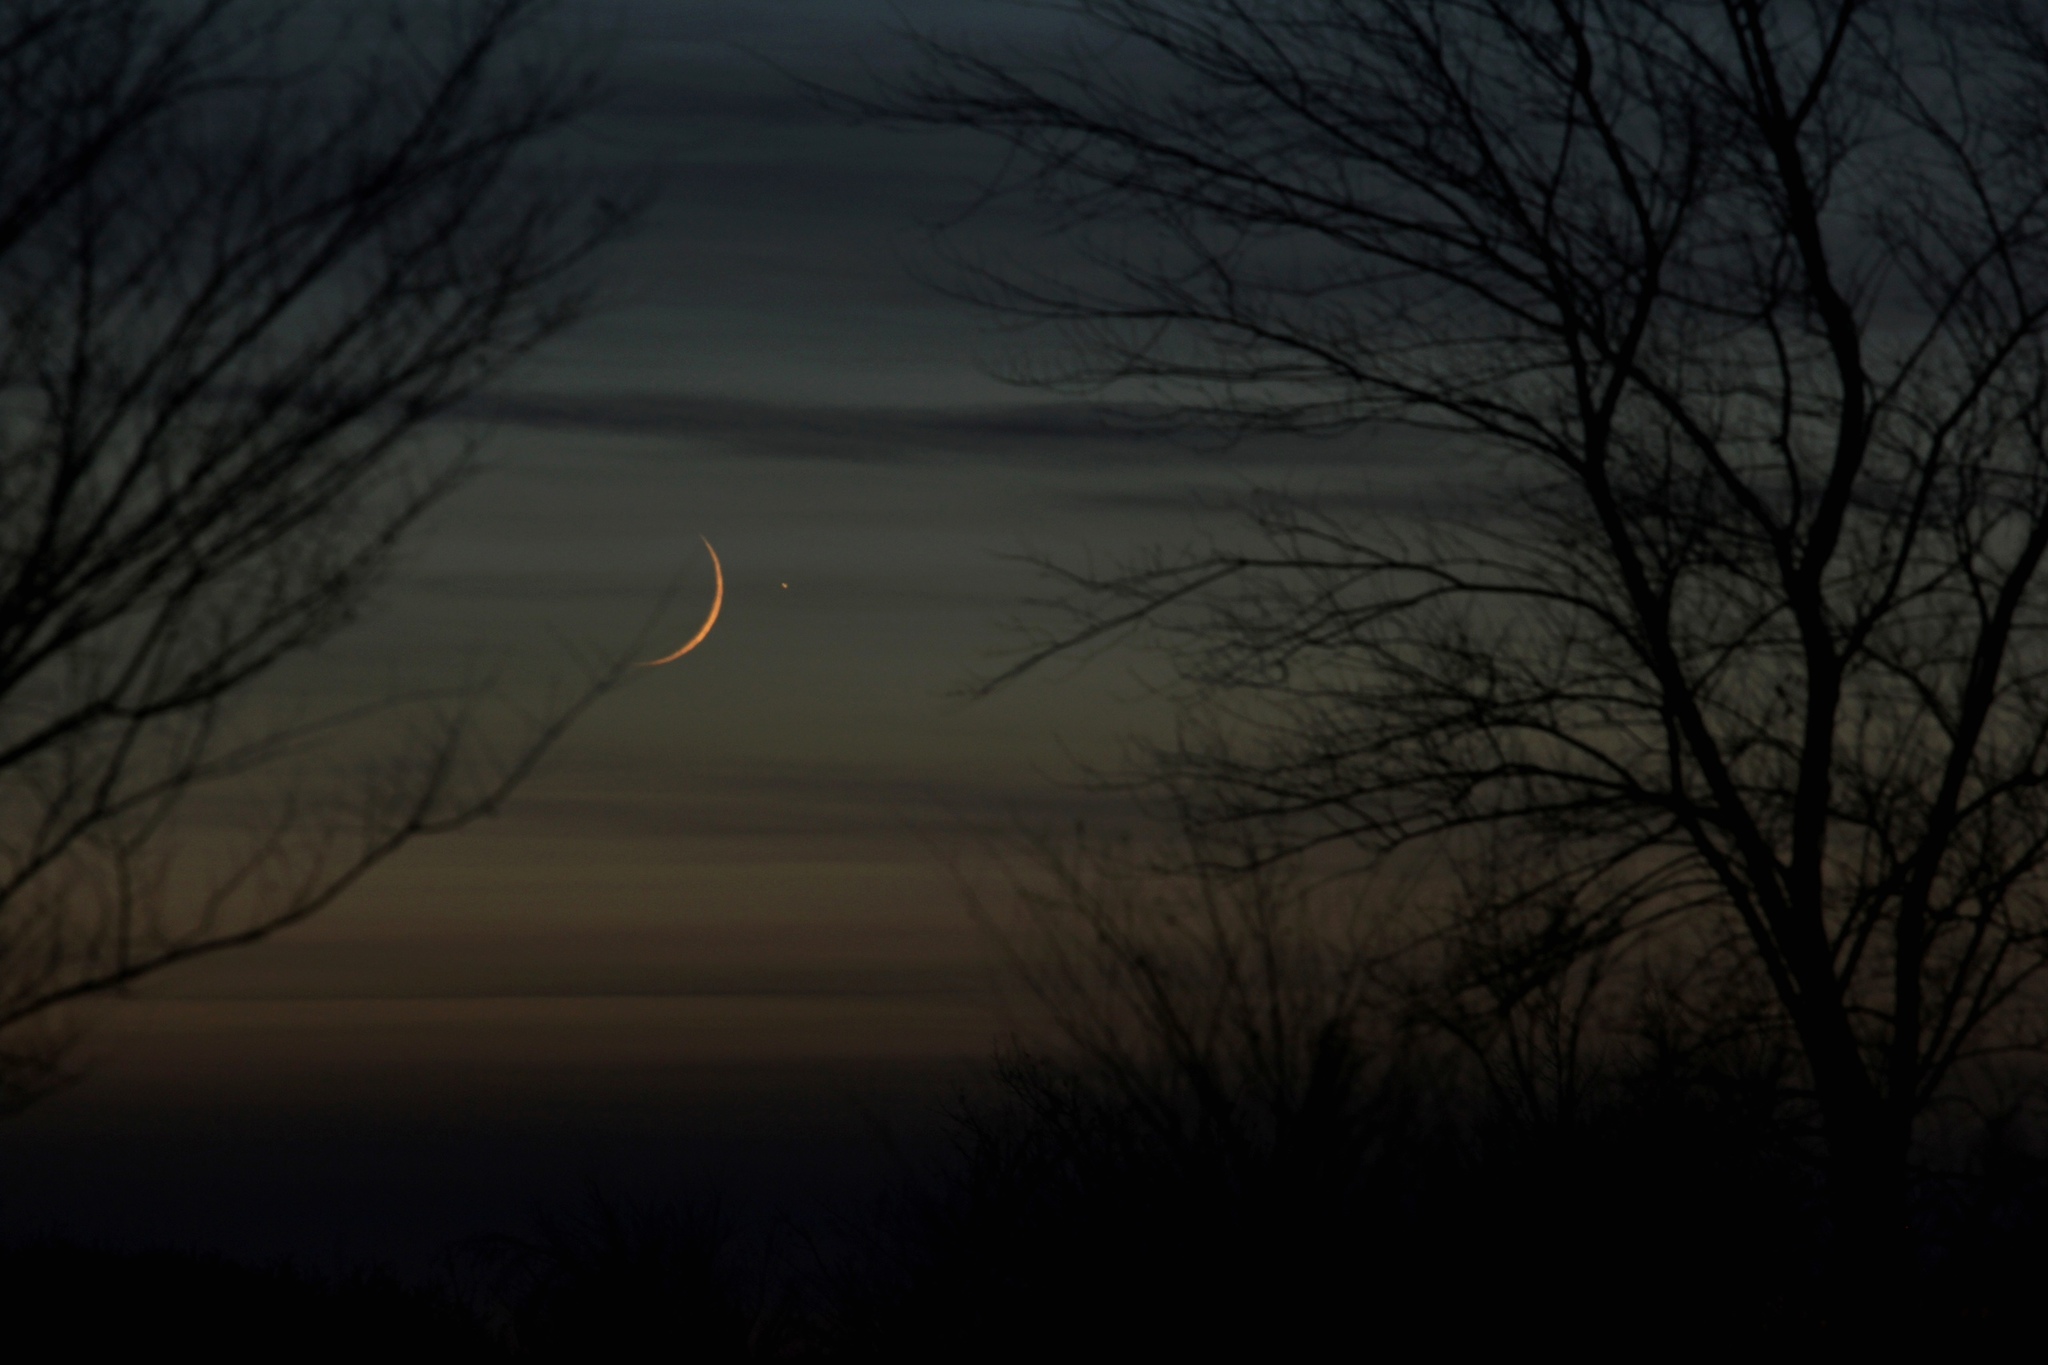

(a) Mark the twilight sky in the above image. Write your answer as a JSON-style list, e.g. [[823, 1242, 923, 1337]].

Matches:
[[0, 1, 1418, 1266]]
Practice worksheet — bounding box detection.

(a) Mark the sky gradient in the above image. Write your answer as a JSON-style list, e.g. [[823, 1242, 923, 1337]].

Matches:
[[0, 1, 1410, 1268]]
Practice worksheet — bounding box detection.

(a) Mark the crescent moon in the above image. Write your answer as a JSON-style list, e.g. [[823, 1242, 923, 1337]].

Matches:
[[639, 536, 724, 666]]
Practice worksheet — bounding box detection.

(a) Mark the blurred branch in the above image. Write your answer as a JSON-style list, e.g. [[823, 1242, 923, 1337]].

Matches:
[[0, 0, 641, 1102]]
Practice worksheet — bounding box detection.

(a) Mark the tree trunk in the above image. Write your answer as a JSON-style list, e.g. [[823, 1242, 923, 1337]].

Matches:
[[1794, 988, 1913, 1328], [1820, 1099, 1913, 1335]]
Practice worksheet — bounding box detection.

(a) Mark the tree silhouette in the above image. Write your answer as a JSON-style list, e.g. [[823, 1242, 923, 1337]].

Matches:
[[0, 0, 630, 1104], [875, 0, 2048, 1297]]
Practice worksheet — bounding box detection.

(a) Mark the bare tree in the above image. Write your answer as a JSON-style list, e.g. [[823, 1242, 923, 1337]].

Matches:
[[0, 0, 632, 1104], [873, 0, 2048, 1286]]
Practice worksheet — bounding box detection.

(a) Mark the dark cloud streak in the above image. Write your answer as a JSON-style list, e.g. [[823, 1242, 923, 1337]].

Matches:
[[458, 389, 1384, 469]]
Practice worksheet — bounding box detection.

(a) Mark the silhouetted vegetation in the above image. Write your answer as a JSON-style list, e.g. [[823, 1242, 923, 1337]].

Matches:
[[0, 0, 635, 1108], [23, 821, 2048, 1354], [8, 1032, 2048, 1355], [26, 1, 2048, 1354], [847, 0, 2048, 1316], [467, 1195, 789, 1361], [827, 1041, 2048, 1355]]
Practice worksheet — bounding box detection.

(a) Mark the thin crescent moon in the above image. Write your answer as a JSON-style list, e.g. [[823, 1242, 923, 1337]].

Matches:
[[639, 536, 724, 666]]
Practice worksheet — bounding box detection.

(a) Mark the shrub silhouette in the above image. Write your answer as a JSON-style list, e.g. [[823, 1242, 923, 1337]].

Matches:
[[10, 1077, 2048, 1358], [828, 1045, 1832, 1360], [469, 1195, 790, 1361]]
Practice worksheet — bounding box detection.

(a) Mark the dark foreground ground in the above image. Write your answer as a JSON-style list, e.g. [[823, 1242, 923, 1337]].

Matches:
[[0, 994, 987, 1275], [7, 998, 2048, 1357], [4, 1180, 2043, 1359], [9, 1073, 2048, 1359]]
